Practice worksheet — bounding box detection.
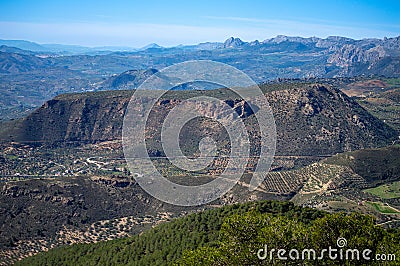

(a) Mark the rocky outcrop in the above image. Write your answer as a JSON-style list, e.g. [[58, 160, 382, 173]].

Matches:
[[223, 37, 245, 48], [1, 84, 396, 155], [327, 44, 387, 66]]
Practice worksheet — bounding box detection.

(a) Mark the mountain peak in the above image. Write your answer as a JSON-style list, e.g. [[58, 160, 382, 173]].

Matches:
[[223, 37, 245, 48], [141, 43, 163, 50]]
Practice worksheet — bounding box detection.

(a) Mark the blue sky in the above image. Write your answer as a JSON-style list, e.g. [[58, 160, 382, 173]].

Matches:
[[0, 0, 399, 47]]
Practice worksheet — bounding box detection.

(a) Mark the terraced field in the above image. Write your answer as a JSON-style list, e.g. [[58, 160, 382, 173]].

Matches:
[[262, 162, 367, 196], [262, 171, 306, 194]]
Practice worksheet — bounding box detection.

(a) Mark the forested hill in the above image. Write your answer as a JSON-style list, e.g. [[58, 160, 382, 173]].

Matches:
[[16, 200, 399, 265]]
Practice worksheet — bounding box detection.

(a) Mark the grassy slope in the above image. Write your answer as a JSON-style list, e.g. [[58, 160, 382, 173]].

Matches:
[[364, 181, 400, 199]]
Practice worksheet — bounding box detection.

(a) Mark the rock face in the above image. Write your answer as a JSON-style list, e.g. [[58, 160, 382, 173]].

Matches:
[[0, 84, 396, 155], [327, 44, 387, 66], [382, 36, 400, 50], [223, 37, 245, 48]]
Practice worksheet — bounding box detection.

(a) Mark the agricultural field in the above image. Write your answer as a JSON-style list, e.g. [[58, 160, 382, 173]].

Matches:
[[364, 181, 400, 199], [356, 87, 400, 132], [366, 201, 400, 214], [262, 171, 306, 194]]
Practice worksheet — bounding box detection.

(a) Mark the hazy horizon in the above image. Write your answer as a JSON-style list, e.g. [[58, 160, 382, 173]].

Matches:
[[2, 34, 400, 50], [0, 0, 399, 47]]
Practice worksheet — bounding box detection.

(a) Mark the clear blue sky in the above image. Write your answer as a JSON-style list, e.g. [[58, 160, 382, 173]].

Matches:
[[0, 0, 399, 47]]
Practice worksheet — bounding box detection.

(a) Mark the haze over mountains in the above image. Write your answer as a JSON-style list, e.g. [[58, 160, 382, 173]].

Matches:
[[1, 35, 400, 78], [0, 35, 399, 121], [1, 35, 400, 56]]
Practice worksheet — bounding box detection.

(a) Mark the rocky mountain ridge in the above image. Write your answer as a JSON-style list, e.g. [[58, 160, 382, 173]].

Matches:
[[1, 83, 396, 156], [1, 35, 399, 121]]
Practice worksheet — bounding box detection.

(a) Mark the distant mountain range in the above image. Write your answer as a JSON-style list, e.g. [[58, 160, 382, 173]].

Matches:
[[0, 35, 399, 120], [0, 39, 151, 54], [1, 35, 400, 55], [1, 35, 399, 74]]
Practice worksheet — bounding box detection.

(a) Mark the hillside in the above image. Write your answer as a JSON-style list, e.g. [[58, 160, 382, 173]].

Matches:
[[357, 87, 400, 132], [325, 145, 400, 184], [1, 83, 396, 157], [0, 81, 399, 264], [260, 145, 400, 196], [15, 200, 399, 266], [288, 145, 400, 224], [98, 69, 159, 90], [1, 143, 399, 264], [0, 140, 288, 264], [1, 35, 399, 121], [0, 52, 51, 74]]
